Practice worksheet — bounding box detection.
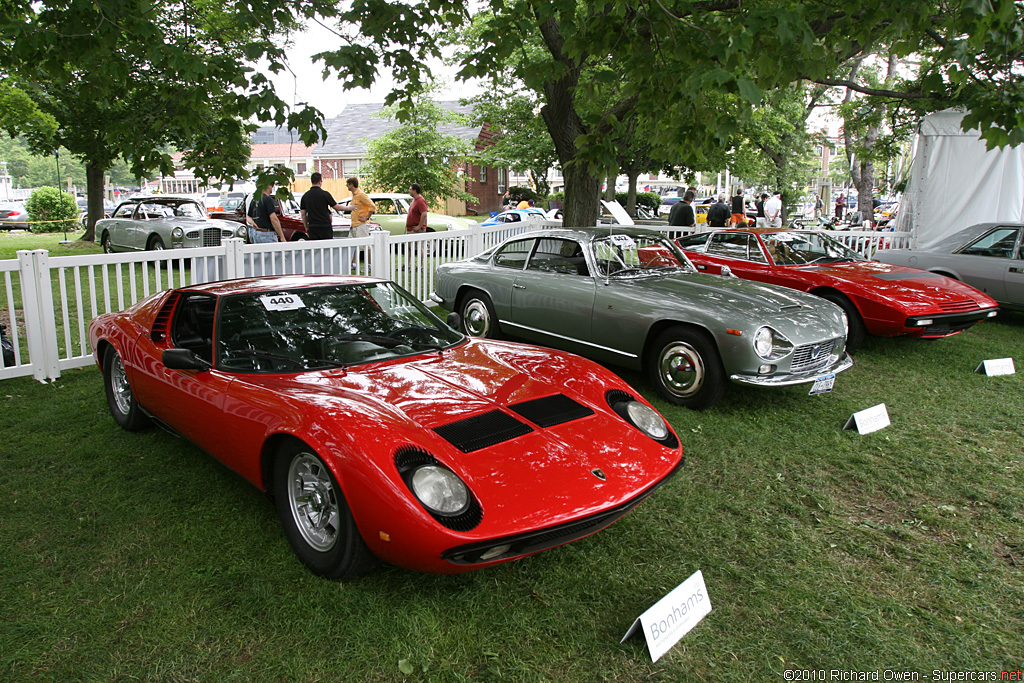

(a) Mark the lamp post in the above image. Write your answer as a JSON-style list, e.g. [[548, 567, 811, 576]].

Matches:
[[55, 151, 70, 244]]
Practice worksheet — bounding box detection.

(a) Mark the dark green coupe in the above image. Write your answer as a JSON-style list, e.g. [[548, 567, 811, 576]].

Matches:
[[433, 228, 853, 409]]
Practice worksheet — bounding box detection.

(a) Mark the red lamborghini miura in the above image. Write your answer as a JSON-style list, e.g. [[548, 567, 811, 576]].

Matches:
[[88, 275, 683, 578], [677, 228, 999, 352]]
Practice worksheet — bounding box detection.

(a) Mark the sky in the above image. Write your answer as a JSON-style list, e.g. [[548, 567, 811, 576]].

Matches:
[[268, 20, 481, 120]]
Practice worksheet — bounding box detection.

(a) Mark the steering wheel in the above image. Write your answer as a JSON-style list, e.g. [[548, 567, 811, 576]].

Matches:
[[384, 326, 434, 343]]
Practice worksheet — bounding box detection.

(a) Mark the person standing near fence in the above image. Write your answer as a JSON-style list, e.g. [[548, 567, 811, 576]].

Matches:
[[764, 190, 783, 228], [299, 172, 344, 240], [668, 189, 696, 228], [341, 176, 376, 270], [406, 183, 429, 234], [246, 183, 285, 243]]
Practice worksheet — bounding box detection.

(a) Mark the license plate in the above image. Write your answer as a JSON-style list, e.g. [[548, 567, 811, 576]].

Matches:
[[809, 373, 835, 395]]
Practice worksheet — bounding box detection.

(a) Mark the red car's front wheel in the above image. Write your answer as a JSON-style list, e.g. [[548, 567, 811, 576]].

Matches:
[[273, 441, 378, 579]]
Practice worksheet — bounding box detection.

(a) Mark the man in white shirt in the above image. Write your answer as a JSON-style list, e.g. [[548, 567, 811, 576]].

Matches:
[[764, 191, 783, 228]]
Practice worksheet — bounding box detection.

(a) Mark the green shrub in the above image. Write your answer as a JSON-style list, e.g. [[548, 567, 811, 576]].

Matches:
[[25, 187, 80, 233], [508, 186, 539, 204], [614, 191, 662, 211]]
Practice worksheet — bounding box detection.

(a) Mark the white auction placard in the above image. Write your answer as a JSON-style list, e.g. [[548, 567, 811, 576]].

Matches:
[[975, 358, 1016, 376], [843, 403, 890, 435], [621, 570, 712, 663]]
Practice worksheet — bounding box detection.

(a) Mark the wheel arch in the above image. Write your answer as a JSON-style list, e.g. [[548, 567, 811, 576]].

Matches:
[[809, 286, 862, 313], [641, 319, 718, 371]]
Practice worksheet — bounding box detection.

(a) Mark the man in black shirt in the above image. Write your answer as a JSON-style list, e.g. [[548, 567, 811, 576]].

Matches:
[[706, 193, 731, 227], [668, 189, 696, 227], [299, 172, 345, 240]]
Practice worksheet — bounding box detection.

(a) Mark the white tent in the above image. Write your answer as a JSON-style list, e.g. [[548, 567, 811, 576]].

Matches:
[[896, 109, 1024, 249]]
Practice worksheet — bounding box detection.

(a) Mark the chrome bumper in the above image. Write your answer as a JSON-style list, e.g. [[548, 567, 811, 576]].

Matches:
[[730, 353, 854, 387]]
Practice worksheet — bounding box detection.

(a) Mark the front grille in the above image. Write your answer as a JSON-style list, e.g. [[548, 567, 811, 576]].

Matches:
[[202, 227, 222, 247], [790, 338, 839, 374], [432, 410, 533, 453], [920, 320, 980, 337], [510, 394, 594, 428], [938, 299, 979, 313]]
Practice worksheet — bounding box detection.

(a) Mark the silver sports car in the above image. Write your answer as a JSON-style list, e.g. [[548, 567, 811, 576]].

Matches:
[[875, 223, 1024, 310], [98, 196, 248, 253], [433, 227, 853, 410]]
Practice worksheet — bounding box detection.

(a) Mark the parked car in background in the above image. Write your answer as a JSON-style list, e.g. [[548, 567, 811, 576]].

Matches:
[[483, 208, 548, 227], [434, 227, 852, 410], [0, 201, 29, 229], [97, 196, 248, 253], [77, 196, 116, 225], [337, 193, 472, 234], [677, 228, 999, 352], [88, 274, 683, 577], [874, 222, 1024, 311]]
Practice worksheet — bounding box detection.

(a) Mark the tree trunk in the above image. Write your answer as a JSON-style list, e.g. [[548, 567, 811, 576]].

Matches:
[[604, 174, 616, 202], [561, 163, 601, 227], [81, 160, 106, 242], [626, 171, 639, 217]]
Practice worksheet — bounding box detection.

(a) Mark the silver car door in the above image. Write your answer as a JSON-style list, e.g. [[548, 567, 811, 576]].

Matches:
[[952, 226, 1021, 301], [1005, 230, 1024, 305], [508, 238, 596, 345]]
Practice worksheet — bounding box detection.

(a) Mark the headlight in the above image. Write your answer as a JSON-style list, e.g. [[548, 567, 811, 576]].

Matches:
[[753, 326, 793, 360], [625, 401, 669, 440], [410, 465, 469, 514], [171, 227, 184, 239], [235, 225, 247, 238]]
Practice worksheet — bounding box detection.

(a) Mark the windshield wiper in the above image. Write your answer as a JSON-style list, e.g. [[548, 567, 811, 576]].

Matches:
[[232, 349, 347, 369], [336, 333, 447, 353]]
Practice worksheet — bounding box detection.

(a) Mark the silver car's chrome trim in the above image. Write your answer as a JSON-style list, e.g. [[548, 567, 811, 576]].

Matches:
[[500, 321, 640, 359], [730, 353, 853, 387]]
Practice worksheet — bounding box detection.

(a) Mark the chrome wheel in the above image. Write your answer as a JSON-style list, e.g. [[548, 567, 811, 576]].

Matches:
[[460, 293, 497, 338], [287, 453, 340, 552], [657, 341, 705, 398], [110, 353, 133, 415]]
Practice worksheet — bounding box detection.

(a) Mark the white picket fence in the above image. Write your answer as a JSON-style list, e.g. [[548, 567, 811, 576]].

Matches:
[[0, 223, 908, 383]]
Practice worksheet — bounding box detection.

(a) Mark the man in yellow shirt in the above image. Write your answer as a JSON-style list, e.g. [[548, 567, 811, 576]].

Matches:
[[341, 176, 376, 271], [342, 176, 376, 238]]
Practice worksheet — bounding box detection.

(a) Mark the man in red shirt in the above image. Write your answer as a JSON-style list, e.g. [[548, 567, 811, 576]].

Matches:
[[406, 183, 429, 233]]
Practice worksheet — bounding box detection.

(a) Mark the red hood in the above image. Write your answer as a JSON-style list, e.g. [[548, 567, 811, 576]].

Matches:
[[255, 339, 681, 533], [797, 261, 997, 311]]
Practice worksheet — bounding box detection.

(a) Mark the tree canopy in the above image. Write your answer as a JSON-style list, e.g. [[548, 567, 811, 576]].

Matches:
[[4, 0, 1024, 229]]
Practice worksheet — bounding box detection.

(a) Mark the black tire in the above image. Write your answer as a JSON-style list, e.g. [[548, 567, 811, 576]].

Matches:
[[291, 233, 308, 241], [100, 231, 114, 254], [102, 346, 149, 431], [458, 290, 500, 339], [273, 441, 378, 579], [820, 292, 865, 354], [646, 326, 726, 410], [146, 234, 165, 251]]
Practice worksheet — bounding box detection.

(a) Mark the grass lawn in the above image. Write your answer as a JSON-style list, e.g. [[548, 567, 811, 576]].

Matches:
[[0, 228, 103, 260], [1, 311, 1022, 681]]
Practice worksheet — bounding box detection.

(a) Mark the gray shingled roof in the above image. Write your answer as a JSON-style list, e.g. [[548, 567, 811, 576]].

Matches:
[[314, 101, 481, 157]]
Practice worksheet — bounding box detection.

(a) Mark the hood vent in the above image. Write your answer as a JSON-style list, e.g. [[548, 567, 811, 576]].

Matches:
[[150, 291, 181, 342], [433, 410, 533, 453], [510, 394, 594, 428]]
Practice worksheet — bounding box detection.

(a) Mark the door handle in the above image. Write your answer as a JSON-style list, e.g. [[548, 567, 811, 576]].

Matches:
[[512, 284, 525, 289], [697, 264, 707, 270]]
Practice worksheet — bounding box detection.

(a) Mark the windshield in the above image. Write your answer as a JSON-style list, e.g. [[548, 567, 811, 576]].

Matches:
[[216, 282, 464, 372], [762, 231, 866, 265], [592, 234, 695, 276]]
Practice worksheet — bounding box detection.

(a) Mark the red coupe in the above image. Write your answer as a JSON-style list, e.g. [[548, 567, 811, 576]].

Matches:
[[88, 275, 683, 578], [676, 228, 999, 351]]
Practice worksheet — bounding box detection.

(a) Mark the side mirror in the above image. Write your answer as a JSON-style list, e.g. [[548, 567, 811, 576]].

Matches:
[[446, 311, 462, 331], [162, 348, 211, 371], [720, 265, 734, 278]]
